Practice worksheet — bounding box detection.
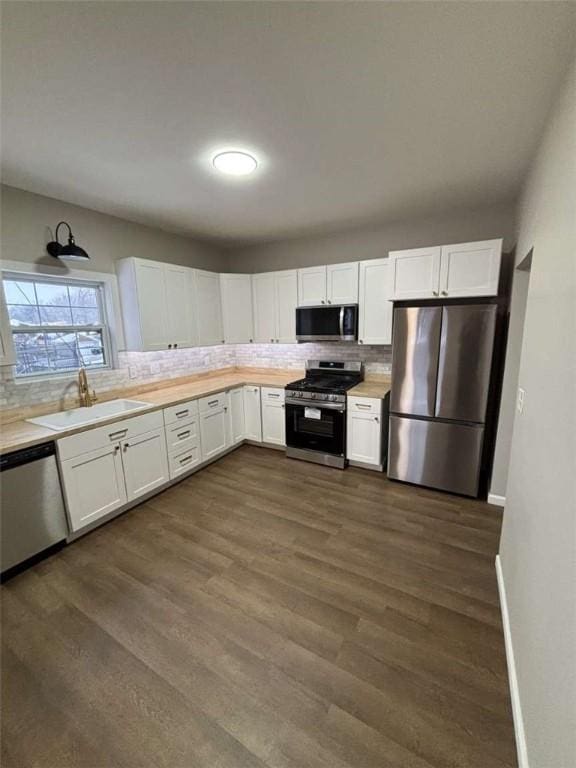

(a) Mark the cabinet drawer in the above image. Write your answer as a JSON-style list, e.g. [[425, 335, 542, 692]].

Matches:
[[165, 418, 200, 453], [347, 396, 382, 416], [198, 391, 227, 413], [58, 410, 163, 460], [168, 445, 202, 479], [261, 386, 285, 404], [163, 399, 199, 426]]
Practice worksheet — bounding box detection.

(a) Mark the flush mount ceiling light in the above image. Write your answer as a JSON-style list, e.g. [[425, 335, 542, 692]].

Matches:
[[212, 150, 258, 176], [46, 221, 90, 260]]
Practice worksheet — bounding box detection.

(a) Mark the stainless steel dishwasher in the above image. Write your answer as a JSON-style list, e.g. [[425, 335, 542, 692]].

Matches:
[[1, 442, 68, 574]]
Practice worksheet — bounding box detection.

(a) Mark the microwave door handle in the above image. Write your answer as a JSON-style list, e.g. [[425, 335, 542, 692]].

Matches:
[[339, 306, 344, 338]]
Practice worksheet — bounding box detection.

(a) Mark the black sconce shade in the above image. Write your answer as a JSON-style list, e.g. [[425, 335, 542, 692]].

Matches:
[[47, 221, 90, 260]]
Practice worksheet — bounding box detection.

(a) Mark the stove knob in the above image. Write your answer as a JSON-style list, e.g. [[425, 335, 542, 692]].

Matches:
[[310, 393, 316, 399]]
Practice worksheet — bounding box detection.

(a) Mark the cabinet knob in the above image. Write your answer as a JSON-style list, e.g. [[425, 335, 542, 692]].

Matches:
[[168, 343, 172, 349], [174, 343, 178, 348], [321, 300, 325, 304], [441, 290, 448, 296], [327, 300, 331, 304], [114, 445, 120, 454], [270, 338, 274, 342], [123, 442, 129, 451], [359, 339, 363, 344], [276, 339, 279, 343], [432, 291, 439, 296], [250, 339, 253, 343], [374, 417, 379, 423]]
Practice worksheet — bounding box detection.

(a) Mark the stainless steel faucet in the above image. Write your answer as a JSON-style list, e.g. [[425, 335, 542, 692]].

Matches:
[[78, 367, 97, 407]]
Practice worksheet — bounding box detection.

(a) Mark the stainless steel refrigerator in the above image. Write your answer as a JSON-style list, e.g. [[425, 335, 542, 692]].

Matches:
[[387, 304, 497, 497]]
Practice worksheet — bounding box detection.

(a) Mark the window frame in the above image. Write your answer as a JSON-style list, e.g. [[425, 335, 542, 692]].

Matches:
[[0, 262, 124, 380]]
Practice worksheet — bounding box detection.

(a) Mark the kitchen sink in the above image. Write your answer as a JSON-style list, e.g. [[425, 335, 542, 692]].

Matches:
[[27, 399, 151, 431]]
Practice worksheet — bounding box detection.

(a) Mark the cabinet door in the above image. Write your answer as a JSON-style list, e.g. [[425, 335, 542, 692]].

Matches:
[[346, 412, 382, 465], [135, 260, 169, 350], [439, 239, 502, 298], [358, 259, 393, 345], [261, 388, 286, 446], [228, 387, 245, 445], [164, 264, 195, 348], [221, 274, 254, 344], [200, 407, 228, 460], [275, 270, 298, 343], [252, 273, 276, 343], [195, 270, 224, 346], [389, 247, 441, 300], [243, 386, 262, 442], [326, 262, 359, 304], [61, 443, 127, 532], [298, 266, 326, 306], [122, 427, 169, 502]]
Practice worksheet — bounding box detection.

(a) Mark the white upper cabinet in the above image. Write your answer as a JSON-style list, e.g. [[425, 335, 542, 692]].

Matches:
[[195, 269, 224, 346], [298, 263, 358, 306], [439, 240, 502, 298], [252, 273, 276, 343], [326, 262, 359, 304], [164, 264, 197, 348], [298, 266, 327, 306], [220, 274, 254, 344], [252, 270, 298, 343], [117, 258, 195, 351], [275, 270, 298, 343], [358, 259, 393, 345], [389, 240, 502, 301], [389, 247, 442, 301]]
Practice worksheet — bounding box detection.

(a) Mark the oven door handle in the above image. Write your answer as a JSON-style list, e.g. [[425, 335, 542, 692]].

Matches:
[[339, 306, 344, 338], [286, 400, 346, 412]]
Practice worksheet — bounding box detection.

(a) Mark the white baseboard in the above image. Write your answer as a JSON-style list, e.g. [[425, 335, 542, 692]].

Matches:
[[496, 554, 529, 768], [488, 493, 506, 507]]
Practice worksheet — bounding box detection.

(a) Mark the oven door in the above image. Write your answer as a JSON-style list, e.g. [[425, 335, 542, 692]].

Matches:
[[285, 402, 346, 456]]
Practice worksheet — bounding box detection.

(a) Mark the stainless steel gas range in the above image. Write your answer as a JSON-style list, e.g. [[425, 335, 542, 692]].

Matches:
[[285, 360, 364, 469]]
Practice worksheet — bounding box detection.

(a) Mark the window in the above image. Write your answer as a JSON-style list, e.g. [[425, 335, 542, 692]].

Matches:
[[4, 275, 110, 377]]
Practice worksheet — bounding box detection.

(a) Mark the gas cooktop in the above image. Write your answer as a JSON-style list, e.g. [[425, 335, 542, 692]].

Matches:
[[285, 360, 364, 403]]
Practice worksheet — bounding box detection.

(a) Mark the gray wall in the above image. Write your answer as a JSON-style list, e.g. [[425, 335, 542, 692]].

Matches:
[[223, 202, 516, 272], [0, 185, 227, 274], [498, 57, 575, 767]]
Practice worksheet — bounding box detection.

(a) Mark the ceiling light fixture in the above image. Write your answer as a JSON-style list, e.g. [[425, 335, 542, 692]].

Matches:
[[46, 221, 90, 260], [212, 150, 258, 176]]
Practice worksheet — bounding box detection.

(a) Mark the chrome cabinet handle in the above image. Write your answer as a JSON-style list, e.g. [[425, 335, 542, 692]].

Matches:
[[109, 428, 128, 440], [208, 400, 219, 407], [356, 403, 371, 410], [179, 455, 192, 465], [177, 430, 191, 439], [175, 409, 189, 418]]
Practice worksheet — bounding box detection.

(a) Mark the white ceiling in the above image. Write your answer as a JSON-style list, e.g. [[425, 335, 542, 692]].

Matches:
[[2, 1, 575, 245]]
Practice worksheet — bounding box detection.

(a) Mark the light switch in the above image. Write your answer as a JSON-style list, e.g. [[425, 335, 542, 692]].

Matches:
[[517, 387, 525, 414]]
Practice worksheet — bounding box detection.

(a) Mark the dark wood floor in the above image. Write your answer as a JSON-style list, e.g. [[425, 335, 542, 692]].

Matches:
[[1, 445, 517, 768]]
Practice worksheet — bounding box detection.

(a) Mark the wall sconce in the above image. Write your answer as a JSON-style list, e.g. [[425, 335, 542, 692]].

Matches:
[[46, 221, 90, 260]]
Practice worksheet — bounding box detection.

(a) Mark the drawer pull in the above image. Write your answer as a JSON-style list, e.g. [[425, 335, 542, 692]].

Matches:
[[175, 409, 189, 418], [356, 403, 371, 409], [208, 400, 219, 407], [268, 393, 280, 398], [179, 455, 193, 465], [177, 430, 191, 439], [109, 428, 128, 439]]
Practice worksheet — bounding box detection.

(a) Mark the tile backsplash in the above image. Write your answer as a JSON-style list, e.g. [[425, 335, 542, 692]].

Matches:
[[0, 343, 391, 411]]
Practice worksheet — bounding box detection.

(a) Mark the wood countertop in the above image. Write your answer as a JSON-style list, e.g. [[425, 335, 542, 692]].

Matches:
[[349, 375, 392, 399], [0, 367, 392, 455]]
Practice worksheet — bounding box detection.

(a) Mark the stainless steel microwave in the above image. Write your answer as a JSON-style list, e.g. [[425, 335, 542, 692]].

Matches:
[[296, 305, 358, 342]]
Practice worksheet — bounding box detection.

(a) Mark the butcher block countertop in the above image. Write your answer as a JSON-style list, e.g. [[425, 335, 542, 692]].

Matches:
[[0, 367, 392, 455], [349, 375, 392, 399]]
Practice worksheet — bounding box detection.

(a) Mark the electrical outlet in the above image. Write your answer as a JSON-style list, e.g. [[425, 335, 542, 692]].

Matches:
[[517, 387, 525, 414]]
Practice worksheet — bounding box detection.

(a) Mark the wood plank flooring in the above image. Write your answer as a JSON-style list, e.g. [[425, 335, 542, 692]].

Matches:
[[1, 445, 517, 768]]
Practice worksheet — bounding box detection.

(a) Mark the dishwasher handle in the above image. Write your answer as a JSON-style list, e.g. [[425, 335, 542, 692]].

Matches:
[[0, 442, 56, 472]]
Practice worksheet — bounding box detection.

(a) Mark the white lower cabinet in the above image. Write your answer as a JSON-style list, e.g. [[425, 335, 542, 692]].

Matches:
[[60, 443, 127, 532], [199, 393, 229, 460], [228, 387, 245, 445], [261, 387, 285, 446], [58, 410, 168, 532], [346, 396, 383, 469], [121, 427, 169, 502], [243, 386, 262, 442]]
